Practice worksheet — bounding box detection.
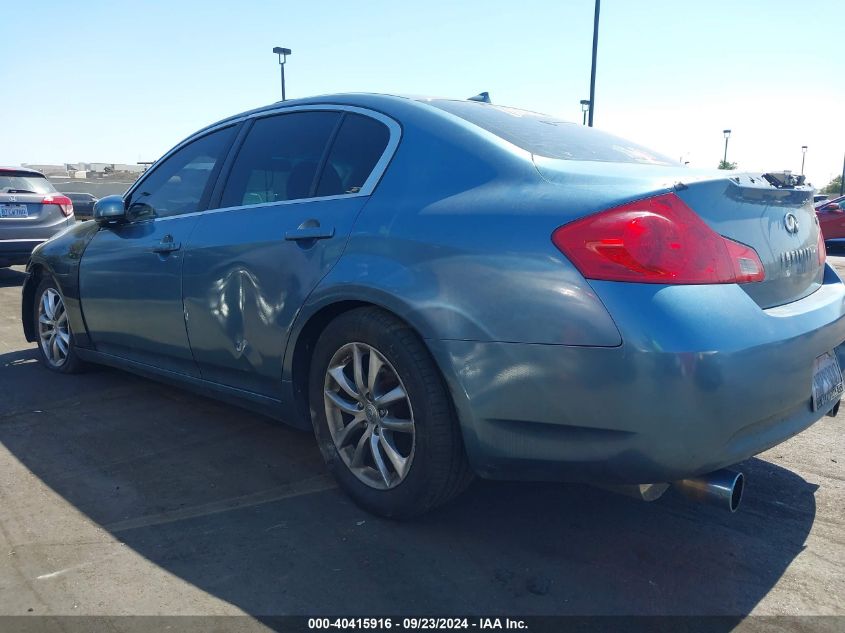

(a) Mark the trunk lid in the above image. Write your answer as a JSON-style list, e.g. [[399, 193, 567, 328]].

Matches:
[[0, 192, 55, 225], [674, 173, 820, 309], [534, 158, 822, 309], [0, 170, 61, 228]]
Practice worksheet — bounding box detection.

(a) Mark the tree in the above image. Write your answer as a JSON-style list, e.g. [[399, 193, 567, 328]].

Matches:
[[718, 160, 737, 170], [821, 175, 843, 195]]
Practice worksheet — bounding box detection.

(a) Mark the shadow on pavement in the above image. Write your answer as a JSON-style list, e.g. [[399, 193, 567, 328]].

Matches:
[[0, 348, 818, 619]]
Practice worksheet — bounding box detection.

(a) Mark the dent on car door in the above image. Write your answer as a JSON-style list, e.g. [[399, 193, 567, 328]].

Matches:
[[182, 109, 394, 397], [78, 125, 237, 375]]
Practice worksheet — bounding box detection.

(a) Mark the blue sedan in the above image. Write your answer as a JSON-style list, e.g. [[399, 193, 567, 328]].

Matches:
[[22, 94, 845, 517]]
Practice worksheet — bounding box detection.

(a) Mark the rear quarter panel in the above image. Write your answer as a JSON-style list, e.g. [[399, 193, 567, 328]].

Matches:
[[284, 103, 634, 385]]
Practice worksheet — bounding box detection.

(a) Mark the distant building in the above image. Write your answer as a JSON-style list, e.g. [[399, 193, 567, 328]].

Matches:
[[17, 162, 143, 182], [21, 164, 68, 177], [112, 163, 145, 176], [62, 162, 144, 180]]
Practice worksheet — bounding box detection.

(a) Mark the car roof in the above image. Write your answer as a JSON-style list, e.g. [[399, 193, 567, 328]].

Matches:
[[191, 93, 514, 143], [0, 166, 47, 177], [195, 93, 417, 133]]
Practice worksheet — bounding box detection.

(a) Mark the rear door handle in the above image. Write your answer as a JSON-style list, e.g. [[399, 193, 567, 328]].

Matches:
[[285, 226, 335, 241], [152, 235, 181, 254]]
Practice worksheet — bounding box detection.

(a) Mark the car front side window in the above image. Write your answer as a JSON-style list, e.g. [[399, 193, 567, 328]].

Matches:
[[127, 126, 236, 220]]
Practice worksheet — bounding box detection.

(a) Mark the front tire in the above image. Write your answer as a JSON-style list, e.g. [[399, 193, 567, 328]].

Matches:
[[309, 308, 472, 518], [33, 277, 85, 373]]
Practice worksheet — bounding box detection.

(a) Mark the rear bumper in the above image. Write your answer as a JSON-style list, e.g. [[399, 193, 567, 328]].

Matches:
[[0, 217, 74, 265], [429, 265, 845, 484]]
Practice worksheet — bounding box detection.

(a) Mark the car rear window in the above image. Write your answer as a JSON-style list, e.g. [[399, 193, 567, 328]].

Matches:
[[316, 113, 391, 196], [0, 171, 57, 194], [428, 100, 674, 165]]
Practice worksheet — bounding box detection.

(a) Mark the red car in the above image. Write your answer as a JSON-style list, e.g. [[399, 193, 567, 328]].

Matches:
[[816, 194, 845, 241]]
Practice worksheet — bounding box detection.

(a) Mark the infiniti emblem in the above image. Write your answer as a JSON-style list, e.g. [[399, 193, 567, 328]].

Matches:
[[784, 213, 799, 234], [364, 403, 380, 424]]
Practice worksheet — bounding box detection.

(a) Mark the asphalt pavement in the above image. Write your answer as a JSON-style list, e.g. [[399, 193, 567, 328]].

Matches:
[[0, 255, 843, 623]]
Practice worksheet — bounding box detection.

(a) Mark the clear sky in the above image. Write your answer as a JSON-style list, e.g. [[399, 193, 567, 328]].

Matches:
[[2, 0, 843, 188]]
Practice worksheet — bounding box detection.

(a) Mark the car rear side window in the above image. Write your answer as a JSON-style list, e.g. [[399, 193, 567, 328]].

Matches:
[[428, 100, 674, 165], [316, 113, 390, 196], [220, 111, 341, 208], [127, 126, 235, 219], [0, 172, 56, 195]]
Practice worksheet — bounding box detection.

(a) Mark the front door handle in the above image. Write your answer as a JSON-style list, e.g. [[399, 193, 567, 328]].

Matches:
[[151, 235, 181, 254], [285, 224, 335, 241]]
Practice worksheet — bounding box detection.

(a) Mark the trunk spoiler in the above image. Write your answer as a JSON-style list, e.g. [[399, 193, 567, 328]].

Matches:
[[762, 171, 806, 189]]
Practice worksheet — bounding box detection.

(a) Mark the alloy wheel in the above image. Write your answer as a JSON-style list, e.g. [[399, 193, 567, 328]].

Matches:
[[38, 288, 70, 368], [323, 342, 416, 490]]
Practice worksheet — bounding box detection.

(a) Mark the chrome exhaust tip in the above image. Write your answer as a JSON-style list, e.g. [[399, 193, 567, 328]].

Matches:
[[673, 468, 744, 512]]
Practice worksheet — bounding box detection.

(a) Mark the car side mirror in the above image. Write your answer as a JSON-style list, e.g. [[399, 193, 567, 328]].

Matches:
[[93, 195, 128, 224], [823, 203, 842, 212], [125, 200, 156, 222]]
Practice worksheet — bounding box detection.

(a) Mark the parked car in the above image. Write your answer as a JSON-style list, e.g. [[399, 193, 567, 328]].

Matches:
[[63, 192, 98, 220], [20, 94, 845, 517], [814, 194, 830, 203], [816, 195, 845, 241], [816, 194, 842, 209], [1, 167, 74, 268]]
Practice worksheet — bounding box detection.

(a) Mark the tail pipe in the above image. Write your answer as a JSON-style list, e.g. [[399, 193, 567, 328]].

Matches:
[[672, 469, 745, 513]]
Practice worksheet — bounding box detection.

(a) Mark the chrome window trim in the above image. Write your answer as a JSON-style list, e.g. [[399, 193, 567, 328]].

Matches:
[[131, 104, 401, 223], [154, 191, 369, 223]]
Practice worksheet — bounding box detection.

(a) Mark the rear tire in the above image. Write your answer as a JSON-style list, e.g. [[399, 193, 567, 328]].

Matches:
[[309, 307, 472, 518], [33, 277, 85, 374]]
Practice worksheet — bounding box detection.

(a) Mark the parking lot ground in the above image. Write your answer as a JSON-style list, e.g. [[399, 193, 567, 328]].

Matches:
[[0, 259, 843, 622]]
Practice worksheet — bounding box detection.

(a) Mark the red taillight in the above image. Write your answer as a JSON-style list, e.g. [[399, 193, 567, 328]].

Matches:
[[42, 194, 74, 217], [551, 192, 765, 284]]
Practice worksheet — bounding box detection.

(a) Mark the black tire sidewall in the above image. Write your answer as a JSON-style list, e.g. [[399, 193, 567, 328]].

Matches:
[[309, 310, 452, 518]]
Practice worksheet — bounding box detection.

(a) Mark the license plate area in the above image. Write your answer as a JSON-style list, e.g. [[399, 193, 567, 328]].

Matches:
[[812, 351, 844, 412], [0, 204, 29, 218]]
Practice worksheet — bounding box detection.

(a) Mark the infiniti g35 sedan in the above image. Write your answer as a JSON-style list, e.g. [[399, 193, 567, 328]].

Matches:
[[22, 94, 845, 517]]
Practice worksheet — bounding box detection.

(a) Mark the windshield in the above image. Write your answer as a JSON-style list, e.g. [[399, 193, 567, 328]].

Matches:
[[429, 100, 675, 165], [0, 172, 57, 194]]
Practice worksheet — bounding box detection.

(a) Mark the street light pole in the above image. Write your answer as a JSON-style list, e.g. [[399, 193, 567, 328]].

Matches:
[[801, 145, 807, 176], [723, 129, 731, 165], [272, 46, 292, 101], [580, 99, 591, 125], [587, 0, 600, 127]]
